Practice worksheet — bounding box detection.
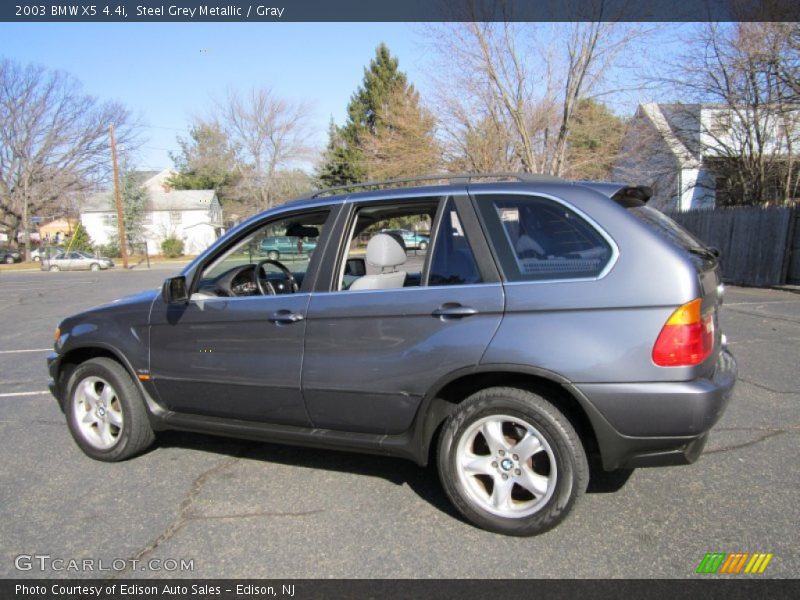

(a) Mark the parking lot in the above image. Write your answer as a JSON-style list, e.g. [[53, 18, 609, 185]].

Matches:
[[0, 267, 798, 578]]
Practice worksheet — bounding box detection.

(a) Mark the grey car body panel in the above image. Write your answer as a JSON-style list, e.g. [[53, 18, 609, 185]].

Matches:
[[148, 293, 312, 426], [303, 283, 504, 434], [47, 179, 737, 472]]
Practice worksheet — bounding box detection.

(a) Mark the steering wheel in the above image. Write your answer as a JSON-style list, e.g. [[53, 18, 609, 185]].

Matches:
[[254, 259, 299, 295]]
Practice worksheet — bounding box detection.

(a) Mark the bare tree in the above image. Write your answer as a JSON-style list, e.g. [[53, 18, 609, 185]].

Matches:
[[426, 19, 641, 176], [213, 88, 313, 211], [0, 59, 140, 259]]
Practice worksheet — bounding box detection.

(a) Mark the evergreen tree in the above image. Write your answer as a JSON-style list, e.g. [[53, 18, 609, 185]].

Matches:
[[565, 99, 625, 180], [168, 121, 238, 193], [318, 43, 420, 187], [67, 224, 93, 252], [120, 169, 149, 247], [316, 118, 364, 187]]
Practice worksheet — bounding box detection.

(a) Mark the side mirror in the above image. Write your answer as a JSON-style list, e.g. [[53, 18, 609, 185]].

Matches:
[[163, 276, 189, 304], [344, 257, 366, 278]]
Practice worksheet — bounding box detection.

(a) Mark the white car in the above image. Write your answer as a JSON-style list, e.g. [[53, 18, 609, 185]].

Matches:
[[44, 250, 114, 272]]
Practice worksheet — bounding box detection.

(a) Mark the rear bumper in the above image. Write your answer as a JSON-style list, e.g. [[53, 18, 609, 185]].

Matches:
[[574, 348, 737, 470]]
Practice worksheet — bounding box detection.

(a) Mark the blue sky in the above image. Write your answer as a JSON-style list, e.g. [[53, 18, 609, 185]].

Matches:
[[0, 22, 690, 171]]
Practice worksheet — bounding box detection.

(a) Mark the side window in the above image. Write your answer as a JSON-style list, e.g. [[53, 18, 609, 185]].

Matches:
[[428, 198, 482, 286], [338, 201, 436, 291], [478, 195, 612, 281], [196, 210, 329, 296]]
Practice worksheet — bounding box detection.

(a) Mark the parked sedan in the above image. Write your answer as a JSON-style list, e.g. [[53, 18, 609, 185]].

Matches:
[[0, 246, 22, 264], [43, 250, 114, 272], [259, 236, 317, 260]]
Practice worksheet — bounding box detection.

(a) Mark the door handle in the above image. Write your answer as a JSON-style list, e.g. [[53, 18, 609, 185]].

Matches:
[[432, 303, 479, 319], [269, 310, 304, 324]]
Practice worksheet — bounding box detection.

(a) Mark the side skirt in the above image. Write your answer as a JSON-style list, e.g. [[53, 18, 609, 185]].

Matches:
[[158, 410, 425, 464]]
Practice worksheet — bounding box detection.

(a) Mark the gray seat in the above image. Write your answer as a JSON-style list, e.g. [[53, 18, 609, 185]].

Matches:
[[349, 233, 407, 291]]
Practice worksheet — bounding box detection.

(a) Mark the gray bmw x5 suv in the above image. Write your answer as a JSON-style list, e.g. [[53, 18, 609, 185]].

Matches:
[[47, 174, 736, 536]]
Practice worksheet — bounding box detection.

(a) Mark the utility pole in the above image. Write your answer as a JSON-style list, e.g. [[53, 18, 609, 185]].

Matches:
[[109, 124, 129, 269]]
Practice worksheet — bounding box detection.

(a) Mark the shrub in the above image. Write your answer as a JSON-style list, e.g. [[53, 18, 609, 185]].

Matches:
[[95, 241, 121, 258], [161, 236, 184, 258]]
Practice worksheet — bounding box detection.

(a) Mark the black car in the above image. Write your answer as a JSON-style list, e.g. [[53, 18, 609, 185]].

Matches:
[[1, 246, 22, 264]]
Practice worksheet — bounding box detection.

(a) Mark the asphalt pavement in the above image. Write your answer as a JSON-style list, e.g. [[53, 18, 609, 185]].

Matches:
[[0, 267, 798, 578]]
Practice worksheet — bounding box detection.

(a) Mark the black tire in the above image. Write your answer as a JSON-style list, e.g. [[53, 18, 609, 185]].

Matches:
[[437, 387, 589, 536], [64, 357, 155, 462]]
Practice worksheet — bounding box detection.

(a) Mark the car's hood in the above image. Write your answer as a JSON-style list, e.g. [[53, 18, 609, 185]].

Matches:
[[61, 288, 160, 330]]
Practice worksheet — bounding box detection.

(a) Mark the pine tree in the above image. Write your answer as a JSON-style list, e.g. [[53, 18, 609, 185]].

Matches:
[[317, 43, 425, 187], [316, 118, 364, 187], [565, 99, 625, 180]]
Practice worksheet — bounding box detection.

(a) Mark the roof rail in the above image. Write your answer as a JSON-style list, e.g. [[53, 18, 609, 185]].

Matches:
[[307, 172, 562, 199]]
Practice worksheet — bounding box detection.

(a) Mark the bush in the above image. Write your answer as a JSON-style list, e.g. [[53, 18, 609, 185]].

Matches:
[[161, 236, 184, 258], [95, 241, 121, 258]]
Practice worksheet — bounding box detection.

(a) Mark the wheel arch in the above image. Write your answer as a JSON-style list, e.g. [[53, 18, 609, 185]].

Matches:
[[412, 365, 602, 468], [54, 343, 167, 423]]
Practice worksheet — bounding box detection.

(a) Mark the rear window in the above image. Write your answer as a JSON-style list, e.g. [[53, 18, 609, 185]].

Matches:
[[628, 206, 705, 252], [627, 206, 717, 269], [477, 195, 613, 281]]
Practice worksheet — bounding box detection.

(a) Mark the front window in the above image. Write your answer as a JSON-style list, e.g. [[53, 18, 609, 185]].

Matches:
[[195, 210, 329, 297]]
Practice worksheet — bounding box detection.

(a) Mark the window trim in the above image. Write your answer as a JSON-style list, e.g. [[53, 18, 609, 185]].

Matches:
[[187, 205, 338, 296], [471, 190, 619, 284], [325, 196, 445, 294]]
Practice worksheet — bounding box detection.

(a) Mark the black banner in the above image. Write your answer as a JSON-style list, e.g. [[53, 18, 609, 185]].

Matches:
[[2, 0, 800, 23], [2, 579, 800, 600]]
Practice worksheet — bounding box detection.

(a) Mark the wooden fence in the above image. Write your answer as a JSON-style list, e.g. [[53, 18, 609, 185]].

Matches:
[[666, 206, 798, 287]]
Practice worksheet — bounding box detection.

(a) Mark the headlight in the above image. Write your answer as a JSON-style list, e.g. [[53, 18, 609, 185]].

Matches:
[[54, 327, 61, 342]]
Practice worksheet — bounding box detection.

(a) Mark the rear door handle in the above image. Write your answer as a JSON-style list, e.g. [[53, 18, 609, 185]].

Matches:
[[432, 303, 479, 319], [269, 310, 304, 324]]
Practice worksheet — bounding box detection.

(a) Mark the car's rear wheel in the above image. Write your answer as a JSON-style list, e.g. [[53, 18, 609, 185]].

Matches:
[[418, 241, 428, 251], [64, 357, 155, 461], [437, 387, 588, 536], [49, 265, 59, 271]]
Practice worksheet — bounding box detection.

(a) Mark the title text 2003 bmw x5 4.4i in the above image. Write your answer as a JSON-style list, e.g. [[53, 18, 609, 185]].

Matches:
[[47, 174, 736, 536]]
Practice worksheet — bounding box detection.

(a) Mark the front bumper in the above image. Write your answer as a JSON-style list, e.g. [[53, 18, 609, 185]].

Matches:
[[574, 348, 737, 470], [47, 351, 61, 405]]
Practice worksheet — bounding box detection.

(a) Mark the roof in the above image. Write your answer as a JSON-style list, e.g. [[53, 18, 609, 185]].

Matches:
[[82, 169, 217, 213], [639, 103, 700, 167]]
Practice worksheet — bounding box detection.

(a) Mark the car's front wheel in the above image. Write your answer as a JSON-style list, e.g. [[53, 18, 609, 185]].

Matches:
[[437, 387, 588, 536], [49, 265, 60, 271], [418, 241, 428, 251], [90, 263, 100, 271], [64, 357, 155, 461]]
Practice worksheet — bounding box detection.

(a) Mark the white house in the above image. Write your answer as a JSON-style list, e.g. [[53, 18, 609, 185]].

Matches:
[[81, 170, 223, 255], [614, 103, 797, 211]]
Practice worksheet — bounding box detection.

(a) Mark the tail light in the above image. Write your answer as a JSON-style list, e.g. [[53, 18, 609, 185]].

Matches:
[[652, 299, 714, 367]]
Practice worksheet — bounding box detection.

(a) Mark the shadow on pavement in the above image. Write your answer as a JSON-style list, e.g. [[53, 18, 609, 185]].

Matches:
[[155, 430, 463, 521]]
